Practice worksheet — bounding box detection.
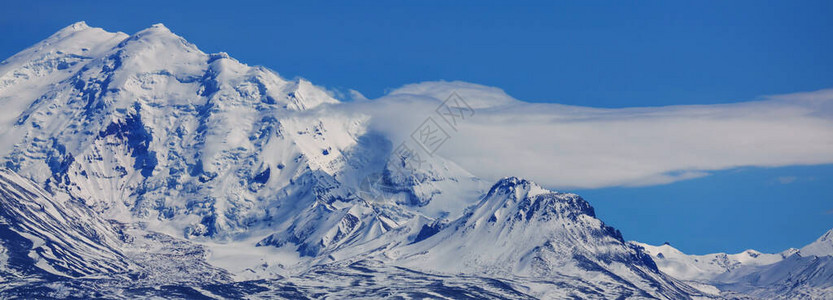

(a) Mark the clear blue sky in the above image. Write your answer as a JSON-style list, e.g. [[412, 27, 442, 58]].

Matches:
[[1, 0, 831, 254], [577, 165, 833, 254]]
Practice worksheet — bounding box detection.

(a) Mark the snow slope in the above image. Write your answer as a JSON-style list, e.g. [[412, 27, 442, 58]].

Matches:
[[801, 229, 833, 257], [0, 168, 129, 277], [633, 242, 792, 282], [0, 167, 232, 297], [636, 228, 833, 298]]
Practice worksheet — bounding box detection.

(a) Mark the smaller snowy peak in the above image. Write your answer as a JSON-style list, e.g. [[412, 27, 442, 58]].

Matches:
[[0, 21, 129, 131], [0, 21, 127, 71], [387, 176, 693, 299], [150, 23, 170, 30], [475, 177, 595, 225], [634, 242, 791, 283], [38, 21, 124, 49], [486, 176, 534, 197], [485, 176, 550, 199], [67, 21, 90, 31], [120, 22, 194, 49], [782, 247, 800, 257], [284, 79, 341, 110], [49, 21, 95, 38], [137, 23, 174, 36], [801, 228, 833, 257]]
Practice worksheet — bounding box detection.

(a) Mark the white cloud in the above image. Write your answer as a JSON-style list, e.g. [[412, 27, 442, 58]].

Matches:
[[334, 81, 833, 189], [776, 176, 798, 184]]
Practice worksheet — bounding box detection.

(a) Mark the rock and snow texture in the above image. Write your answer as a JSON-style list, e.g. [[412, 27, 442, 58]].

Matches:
[[386, 177, 703, 299], [0, 168, 231, 296], [0, 21, 828, 299], [0, 169, 129, 277]]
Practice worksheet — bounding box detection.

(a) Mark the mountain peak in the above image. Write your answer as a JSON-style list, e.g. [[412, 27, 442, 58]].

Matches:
[[50, 21, 113, 40], [150, 23, 169, 30], [487, 176, 532, 193], [485, 176, 554, 203], [128, 22, 184, 42], [135, 23, 176, 36], [44, 21, 117, 45], [67, 21, 90, 31], [800, 228, 833, 257]]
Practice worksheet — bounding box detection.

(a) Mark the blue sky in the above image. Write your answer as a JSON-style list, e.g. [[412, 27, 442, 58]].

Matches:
[[1, 1, 831, 254], [577, 165, 833, 254]]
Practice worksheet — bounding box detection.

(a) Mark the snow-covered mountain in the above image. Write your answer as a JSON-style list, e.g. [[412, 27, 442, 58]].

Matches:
[[385, 177, 703, 298], [636, 228, 833, 298], [0, 21, 828, 299], [633, 242, 794, 282]]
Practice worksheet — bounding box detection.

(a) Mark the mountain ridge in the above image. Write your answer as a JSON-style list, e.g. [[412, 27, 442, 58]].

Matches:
[[636, 228, 833, 298]]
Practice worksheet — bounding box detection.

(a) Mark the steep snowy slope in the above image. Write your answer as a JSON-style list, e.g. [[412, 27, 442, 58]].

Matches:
[[0, 168, 129, 277], [0, 168, 231, 294]]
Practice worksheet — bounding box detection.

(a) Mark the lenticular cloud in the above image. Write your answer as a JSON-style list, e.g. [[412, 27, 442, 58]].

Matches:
[[345, 81, 833, 189]]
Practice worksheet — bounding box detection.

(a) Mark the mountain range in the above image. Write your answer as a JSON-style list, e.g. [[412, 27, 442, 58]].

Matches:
[[0, 22, 830, 299]]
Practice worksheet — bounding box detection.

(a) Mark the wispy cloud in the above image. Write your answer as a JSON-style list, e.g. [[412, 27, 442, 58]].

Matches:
[[776, 176, 798, 184], [331, 81, 833, 189]]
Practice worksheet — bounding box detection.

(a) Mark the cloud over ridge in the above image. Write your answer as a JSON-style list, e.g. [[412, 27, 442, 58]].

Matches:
[[336, 81, 833, 189]]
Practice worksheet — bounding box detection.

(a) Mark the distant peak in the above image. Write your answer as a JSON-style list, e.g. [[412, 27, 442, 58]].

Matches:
[[121, 23, 189, 47], [54, 21, 93, 35], [497, 176, 530, 186], [69, 21, 89, 30], [150, 23, 169, 30], [132, 23, 176, 37], [490, 177, 533, 191], [485, 176, 552, 200]]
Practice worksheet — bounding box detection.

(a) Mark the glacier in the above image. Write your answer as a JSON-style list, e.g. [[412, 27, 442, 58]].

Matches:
[[0, 21, 830, 299]]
